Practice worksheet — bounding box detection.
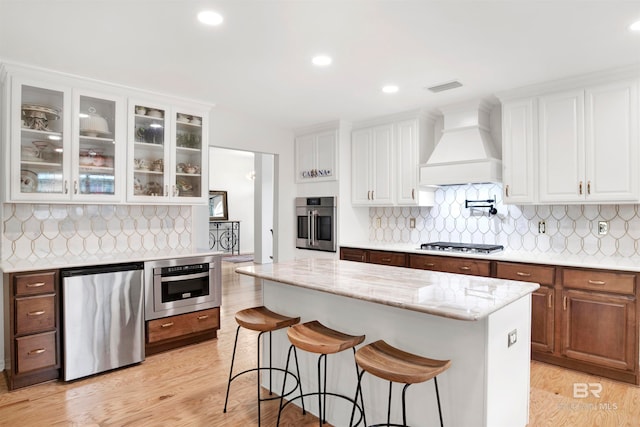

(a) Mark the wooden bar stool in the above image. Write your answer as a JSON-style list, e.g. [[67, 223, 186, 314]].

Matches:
[[354, 340, 451, 427], [223, 306, 304, 427], [277, 320, 366, 427]]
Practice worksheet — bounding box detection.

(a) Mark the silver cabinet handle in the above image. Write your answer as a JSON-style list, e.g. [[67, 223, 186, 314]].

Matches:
[[73, 180, 78, 194], [64, 180, 69, 194]]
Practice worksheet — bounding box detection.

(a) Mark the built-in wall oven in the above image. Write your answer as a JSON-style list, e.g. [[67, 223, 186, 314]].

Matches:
[[144, 255, 221, 321], [295, 196, 337, 252]]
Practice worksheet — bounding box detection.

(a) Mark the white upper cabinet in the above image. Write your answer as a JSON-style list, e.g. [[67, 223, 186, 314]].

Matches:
[[501, 98, 536, 204], [2, 63, 210, 205], [500, 67, 639, 205], [352, 124, 394, 205], [294, 129, 337, 182], [396, 118, 435, 206], [539, 81, 639, 203], [538, 89, 585, 203], [8, 75, 126, 203]]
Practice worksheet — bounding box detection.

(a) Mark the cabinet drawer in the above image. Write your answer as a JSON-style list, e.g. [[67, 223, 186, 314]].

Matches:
[[147, 308, 220, 344], [563, 269, 636, 295], [15, 295, 56, 335], [496, 262, 555, 286], [368, 250, 406, 267], [14, 271, 56, 296], [409, 254, 491, 277], [340, 247, 367, 263], [16, 331, 57, 374]]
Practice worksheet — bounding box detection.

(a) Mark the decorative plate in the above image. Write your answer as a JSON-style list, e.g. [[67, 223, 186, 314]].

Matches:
[[21, 104, 60, 120], [80, 129, 113, 138], [20, 170, 38, 193]]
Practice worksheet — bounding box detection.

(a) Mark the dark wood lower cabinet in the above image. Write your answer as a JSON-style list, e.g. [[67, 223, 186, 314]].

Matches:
[[561, 289, 636, 371], [145, 308, 221, 356], [340, 247, 640, 384]]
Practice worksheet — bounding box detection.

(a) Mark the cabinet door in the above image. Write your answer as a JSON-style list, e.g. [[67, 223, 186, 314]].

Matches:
[[538, 90, 585, 203], [396, 119, 420, 205], [352, 128, 373, 205], [11, 78, 72, 201], [368, 250, 407, 267], [173, 107, 208, 202], [531, 286, 555, 353], [561, 289, 636, 371], [371, 124, 394, 204], [339, 247, 367, 262], [585, 80, 639, 202], [315, 130, 337, 180], [72, 89, 125, 202], [295, 133, 316, 182], [128, 99, 172, 202], [502, 98, 536, 204]]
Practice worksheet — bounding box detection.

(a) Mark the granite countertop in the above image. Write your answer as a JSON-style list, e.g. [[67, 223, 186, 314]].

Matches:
[[0, 248, 224, 273], [235, 258, 539, 321], [340, 242, 640, 272]]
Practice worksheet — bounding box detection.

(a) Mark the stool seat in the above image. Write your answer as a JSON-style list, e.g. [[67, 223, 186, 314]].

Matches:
[[235, 306, 301, 332], [356, 340, 451, 385], [287, 320, 365, 354]]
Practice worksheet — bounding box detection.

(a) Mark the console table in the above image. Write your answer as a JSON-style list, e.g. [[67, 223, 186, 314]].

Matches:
[[208, 221, 240, 254]]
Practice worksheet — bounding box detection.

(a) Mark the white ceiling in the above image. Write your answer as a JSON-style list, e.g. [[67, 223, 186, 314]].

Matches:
[[1, 0, 639, 130]]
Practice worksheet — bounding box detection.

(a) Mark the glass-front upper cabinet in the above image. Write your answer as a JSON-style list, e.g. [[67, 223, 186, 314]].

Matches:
[[128, 100, 171, 201], [127, 100, 208, 203], [72, 90, 126, 202], [11, 78, 71, 201], [173, 108, 207, 203]]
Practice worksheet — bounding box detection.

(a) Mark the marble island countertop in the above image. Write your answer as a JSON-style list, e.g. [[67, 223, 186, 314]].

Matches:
[[341, 242, 640, 272], [236, 258, 539, 321], [0, 248, 224, 273]]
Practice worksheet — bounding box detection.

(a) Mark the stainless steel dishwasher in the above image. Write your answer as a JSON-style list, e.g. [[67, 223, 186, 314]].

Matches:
[[61, 262, 145, 381]]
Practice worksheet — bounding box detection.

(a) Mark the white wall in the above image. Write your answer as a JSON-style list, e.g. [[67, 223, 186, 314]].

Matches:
[[209, 147, 255, 254], [204, 107, 296, 262]]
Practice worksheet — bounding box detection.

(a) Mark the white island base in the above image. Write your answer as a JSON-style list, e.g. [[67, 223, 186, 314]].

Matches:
[[261, 280, 531, 427]]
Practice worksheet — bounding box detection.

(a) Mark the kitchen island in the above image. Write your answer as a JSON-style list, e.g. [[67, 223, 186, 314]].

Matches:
[[236, 258, 539, 427]]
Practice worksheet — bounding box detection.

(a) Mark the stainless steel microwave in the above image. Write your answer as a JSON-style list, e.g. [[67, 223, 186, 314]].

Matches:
[[295, 196, 337, 252]]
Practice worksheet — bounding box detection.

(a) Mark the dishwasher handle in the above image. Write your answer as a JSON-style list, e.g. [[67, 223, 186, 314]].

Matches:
[[61, 262, 144, 278]]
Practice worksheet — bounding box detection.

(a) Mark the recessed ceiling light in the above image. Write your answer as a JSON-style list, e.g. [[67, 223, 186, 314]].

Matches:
[[312, 55, 332, 67], [198, 10, 224, 26], [382, 85, 399, 94], [630, 20, 640, 31]]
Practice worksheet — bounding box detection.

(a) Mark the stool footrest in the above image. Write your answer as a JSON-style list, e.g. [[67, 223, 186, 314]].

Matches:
[[228, 366, 302, 402]]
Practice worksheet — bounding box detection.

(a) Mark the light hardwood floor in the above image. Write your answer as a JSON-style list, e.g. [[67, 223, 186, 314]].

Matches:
[[0, 261, 638, 426]]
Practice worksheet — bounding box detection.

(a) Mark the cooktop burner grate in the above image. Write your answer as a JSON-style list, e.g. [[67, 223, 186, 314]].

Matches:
[[420, 241, 504, 254]]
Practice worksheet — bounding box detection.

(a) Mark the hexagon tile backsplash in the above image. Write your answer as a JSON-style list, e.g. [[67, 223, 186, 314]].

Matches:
[[2, 203, 192, 261], [369, 184, 640, 258]]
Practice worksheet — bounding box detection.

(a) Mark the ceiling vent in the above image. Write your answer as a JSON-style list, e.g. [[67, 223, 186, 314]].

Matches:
[[426, 80, 463, 93]]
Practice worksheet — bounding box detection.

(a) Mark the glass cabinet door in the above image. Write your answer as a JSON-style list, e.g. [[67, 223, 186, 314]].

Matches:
[[174, 110, 204, 200], [74, 94, 119, 198], [16, 83, 69, 199], [131, 102, 170, 199]]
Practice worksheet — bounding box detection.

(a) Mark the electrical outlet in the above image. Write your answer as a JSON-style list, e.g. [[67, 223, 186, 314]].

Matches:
[[375, 217, 381, 228], [598, 221, 609, 235], [538, 221, 546, 234], [508, 329, 517, 347], [409, 218, 416, 229]]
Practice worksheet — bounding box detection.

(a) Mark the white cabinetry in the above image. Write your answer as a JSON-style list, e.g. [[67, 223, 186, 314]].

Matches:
[[294, 129, 337, 182], [501, 98, 536, 204], [500, 68, 639, 205], [539, 81, 638, 203], [128, 100, 208, 204], [352, 113, 434, 207], [7, 75, 126, 203], [351, 124, 394, 205]]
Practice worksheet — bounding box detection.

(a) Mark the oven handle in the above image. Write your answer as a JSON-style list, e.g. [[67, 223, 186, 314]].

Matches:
[[160, 271, 210, 283], [308, 210, 315, 246]]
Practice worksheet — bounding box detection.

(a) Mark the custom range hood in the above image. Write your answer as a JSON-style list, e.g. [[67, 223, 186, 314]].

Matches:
[[421, 100, 501, 186]]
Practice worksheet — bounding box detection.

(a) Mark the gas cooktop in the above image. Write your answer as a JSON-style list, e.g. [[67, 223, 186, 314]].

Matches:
[[419, 241, 504, 254]]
